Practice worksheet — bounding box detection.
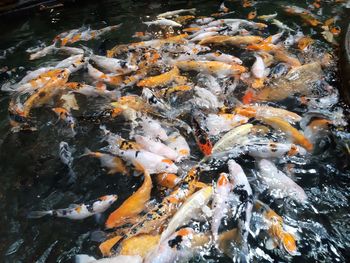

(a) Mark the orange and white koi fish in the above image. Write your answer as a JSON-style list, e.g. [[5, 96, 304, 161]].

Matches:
[[160, 186, 213, 241], [176, 60, 246, 77], [52, 107, 76, 133], [137, 66, 186, 88], [105, 169, 152, 229], [87, 64, 124, 86], [254, 200, 298, 255], [235, 105, 302, 123], [55, 24, 122, 46], [257, 159, 307, 203], [145, 228, 195, 263], [205, 113, 249, 136], [212, 173, 233, 240], [134, 135, 179, 161], [28, 195, 118, 220], [156, 173, 181, 188], [84, 149, 129, 175], [165, 132, 190, 161], [90, 55, 138, 74], [261, 116, 313, 151]]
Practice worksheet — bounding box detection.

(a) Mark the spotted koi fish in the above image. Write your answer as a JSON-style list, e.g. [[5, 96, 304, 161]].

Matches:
[[27, 195, 118, 220], [192, 116, 213, 156]]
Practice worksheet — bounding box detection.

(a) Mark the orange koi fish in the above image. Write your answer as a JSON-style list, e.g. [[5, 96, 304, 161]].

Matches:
[[199, 35, 263, 46], [156, 173, 181, 188], [137, 66, 187, 88], [261, 116, 313, 151], [105, 169, 152, 229], [255, 200, 298, 255]]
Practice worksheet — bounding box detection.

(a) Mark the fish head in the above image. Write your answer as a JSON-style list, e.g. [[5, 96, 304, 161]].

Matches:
[[159, 159, 178, 174]]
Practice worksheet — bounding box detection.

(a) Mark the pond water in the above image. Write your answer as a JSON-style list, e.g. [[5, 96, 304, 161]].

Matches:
[[0, 0, 350, 262]]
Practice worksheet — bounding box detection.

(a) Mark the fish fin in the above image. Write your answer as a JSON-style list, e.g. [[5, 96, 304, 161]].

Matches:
[[265, 237, 278, 250], [79, 148, 92, 158], [99, 235, 123, 256], [68, 204, 80, 209], [90, 230, 107, 242], [75, 254, 96, 263], [94, 213, 104, 224], [27, 210, 53, 219]]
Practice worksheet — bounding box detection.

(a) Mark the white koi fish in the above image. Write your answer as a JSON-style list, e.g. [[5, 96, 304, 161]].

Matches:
[[28, 195, 118, 220], [160, 186, 213, 241], [90, 55, 137, 74], [157, 8, 196, 19], [141, 116, 168, 141], [257, 159, 307, 203], [117, 149, 178, 174], [165, 132, 190, 161], [134, 135, 179, 161], [143, 19, 182, 27], [251, 55, 265, 79]]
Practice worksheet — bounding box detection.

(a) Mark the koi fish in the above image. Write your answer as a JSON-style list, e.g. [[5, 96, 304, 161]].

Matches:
[[134, 135, 179, 161], [52, 107, 76, 134], [84, 150, 129, 175], [212, 124, 253, 153], [254, 62, 322, 101], [156, 173, 181, 188], [143, 19, 182, 27], [176, 60, 246, 77], [257, 13, 277, 21], [59, 141, 76, 181], [205, 113, 249, 136], [157, 8, 197, 19], [160, 186, 213, 241], [105, 169, 152, 229], [198, 35, 263, 46], [28, 195, 118, 220], [145, 228, 195, 263], [192, 116, 213, 156], [257, 159, 307, 203], [254, 200, 298, 255], [117, 149, 178, 174], [271, 19, 295, 31], [87, 64, 124, 86], [137, 66, 186, 88], [261, 116, 313, 151], [55, 24, 122, 46], [212, 173, 233, 240], [200, 51, 243, 64], [227, 160, 253, 258], [90, 55, 138, 74], [165, 132, 190, 161], [141, 116, 169, 141]]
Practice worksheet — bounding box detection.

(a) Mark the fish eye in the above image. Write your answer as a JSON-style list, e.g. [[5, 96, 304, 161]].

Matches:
[[120, 61, 127, 68]]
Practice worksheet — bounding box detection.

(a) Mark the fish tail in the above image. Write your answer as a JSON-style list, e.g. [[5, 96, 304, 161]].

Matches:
[[27, 210, 53, 219], [79, 148, 92, 158]]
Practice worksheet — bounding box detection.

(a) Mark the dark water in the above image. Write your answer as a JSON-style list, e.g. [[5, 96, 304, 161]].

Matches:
[[0, 0, 350, 262]]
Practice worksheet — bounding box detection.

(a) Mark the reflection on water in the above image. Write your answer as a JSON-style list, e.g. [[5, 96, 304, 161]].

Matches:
[[0, 0, 349, 262]]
